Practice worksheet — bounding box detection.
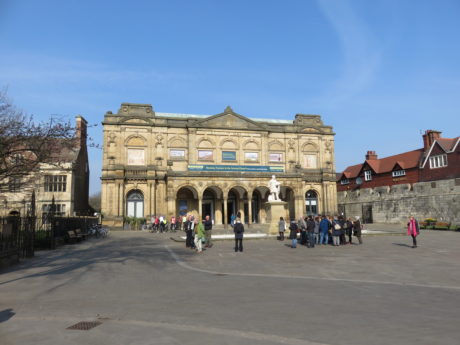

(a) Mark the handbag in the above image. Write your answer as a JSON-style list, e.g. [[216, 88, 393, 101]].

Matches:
[[334, 223, 341, 230]]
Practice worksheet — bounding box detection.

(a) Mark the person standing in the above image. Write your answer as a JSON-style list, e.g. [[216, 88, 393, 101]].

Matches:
[[319, 215, 330, 245], [306, 216, 316, 248], [407, 216, 420, 248], [314, 216, 320, 245], [332, 216, 341, 246], [203, 215, 213, 248], [299, 216, 307, 245], [289, 220, 299, 248], [194, 219, 205, 253], [345, 217, 353, 244], [233, 218, 244, 252], [278, 217, 286, 241], [353, 216, 363, 244]]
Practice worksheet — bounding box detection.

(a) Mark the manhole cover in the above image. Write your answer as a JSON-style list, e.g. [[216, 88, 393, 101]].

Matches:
[[67, 321, 102, 331]]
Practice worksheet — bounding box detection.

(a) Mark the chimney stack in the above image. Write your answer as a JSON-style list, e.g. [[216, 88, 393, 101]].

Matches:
[[365, 151, 378, 160], [75, 115, 88, 148], [422, 130, 441, 151]]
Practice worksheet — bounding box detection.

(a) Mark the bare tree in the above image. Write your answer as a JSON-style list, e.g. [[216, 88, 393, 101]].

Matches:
[[0, 89, 75, 192], [89, 191, 101, 212]]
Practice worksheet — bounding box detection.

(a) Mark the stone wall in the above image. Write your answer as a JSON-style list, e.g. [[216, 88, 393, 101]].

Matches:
[[337, 178, 460, 225]]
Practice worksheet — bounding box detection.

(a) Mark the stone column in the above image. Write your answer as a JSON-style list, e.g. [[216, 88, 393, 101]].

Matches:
[[248, 197, 253, 226], [215, 198, 223, 225], [198, 197, 203, 220], [223, 197, 228, 229], [156, 180, 166, 215]]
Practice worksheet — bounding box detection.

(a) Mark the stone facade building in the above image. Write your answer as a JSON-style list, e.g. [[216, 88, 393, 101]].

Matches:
[[0, 116, 90, 218], [101, 103, 337, 227]]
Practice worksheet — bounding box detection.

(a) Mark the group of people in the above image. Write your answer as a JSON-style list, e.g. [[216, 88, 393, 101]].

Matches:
[[180, 212, 421, 253], [278, 215, 363, 249], [183, 215, 214, 253]]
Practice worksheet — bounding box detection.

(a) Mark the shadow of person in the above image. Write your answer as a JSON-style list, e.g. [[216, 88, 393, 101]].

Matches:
[[392, 243, 412, 248], [0, 308, 15, 323]]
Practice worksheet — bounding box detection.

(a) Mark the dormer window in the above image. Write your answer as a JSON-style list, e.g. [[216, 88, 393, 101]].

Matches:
[[392, 170, 406, 177], [364, 170, 372, 181], [340, 178, 349, 185], [429, 154, 447, 169]]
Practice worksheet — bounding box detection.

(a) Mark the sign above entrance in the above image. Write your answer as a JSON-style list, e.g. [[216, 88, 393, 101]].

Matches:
[[188, 164, 284, 173]]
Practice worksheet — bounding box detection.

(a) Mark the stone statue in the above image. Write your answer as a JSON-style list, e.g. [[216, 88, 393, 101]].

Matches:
[[268, 175, 281, 202]]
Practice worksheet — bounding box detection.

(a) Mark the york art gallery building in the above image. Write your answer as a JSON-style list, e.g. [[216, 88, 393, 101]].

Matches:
[[101, 103, 337, 227]]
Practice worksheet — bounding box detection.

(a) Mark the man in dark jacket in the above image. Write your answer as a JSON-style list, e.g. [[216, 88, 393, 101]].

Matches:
[[233, 218, 244, 252], [306, 216, 316, 248], [203, 215, 213, 248]]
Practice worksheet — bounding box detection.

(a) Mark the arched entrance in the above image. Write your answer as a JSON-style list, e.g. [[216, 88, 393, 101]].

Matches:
[[127, 190, 144, 218], [305, 190, 318, 216], [227, 186, 248, 223], [176, 186, 198, 217], [201, 186, 224, 224], [280, 186, 296, 221]]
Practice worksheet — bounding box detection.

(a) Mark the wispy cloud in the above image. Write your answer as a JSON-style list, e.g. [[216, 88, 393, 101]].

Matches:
[[313, 0, 381, 108], [0, 53, 192, 85]]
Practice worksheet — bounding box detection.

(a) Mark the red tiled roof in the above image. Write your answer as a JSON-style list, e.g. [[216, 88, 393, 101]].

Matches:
[[436, 138, 459, 152], [338, 149, 424, 179]]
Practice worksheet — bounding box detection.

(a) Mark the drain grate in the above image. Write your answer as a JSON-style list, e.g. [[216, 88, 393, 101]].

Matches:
[[67, 321, 102, 331]]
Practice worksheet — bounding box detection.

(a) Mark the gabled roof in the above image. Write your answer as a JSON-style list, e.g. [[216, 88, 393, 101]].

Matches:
[[339, 149, 424, 179], [420, 137, 460, 168], [436, 137, 459, 152]]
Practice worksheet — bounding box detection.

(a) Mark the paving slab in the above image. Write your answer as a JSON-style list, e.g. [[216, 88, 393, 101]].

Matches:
[[1, 231, 460, 345]]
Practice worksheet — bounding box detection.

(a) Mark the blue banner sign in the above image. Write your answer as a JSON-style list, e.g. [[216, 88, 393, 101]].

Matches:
[[188, 164, 284, 172]]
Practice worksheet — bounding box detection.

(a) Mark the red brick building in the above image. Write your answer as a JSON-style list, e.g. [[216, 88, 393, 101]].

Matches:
[[337, 130, 460, 192]]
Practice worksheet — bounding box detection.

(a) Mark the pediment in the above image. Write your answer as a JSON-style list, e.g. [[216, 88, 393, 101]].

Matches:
[[120, 117, 152, 125], [193, 107, 267, 131]]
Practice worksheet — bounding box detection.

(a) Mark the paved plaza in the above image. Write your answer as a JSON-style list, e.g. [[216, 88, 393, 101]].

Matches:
[[1, 230, 460, 345]]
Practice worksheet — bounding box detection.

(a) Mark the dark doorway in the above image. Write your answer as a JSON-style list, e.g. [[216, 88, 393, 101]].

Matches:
[[362, 204, 373, 224], [305, 190, 318, 216]]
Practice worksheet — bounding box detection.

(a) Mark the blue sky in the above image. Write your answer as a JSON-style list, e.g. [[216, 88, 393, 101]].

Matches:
[[1, 0, 459, 195]]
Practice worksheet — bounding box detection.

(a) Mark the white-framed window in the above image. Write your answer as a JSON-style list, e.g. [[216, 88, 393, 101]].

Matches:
[[340, 179, 349, 185], [429, 154, 447, 169], [392, 170, 406, 177], [364, 170, 372, 181]]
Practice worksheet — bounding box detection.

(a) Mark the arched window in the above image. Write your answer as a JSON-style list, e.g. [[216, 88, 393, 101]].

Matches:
[[127, 190, 144, 218], [305, 190, 318, 216]]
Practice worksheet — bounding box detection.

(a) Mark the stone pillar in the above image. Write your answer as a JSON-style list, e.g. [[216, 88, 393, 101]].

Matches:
[[156, 180, 166, 215], [248, 197, 253, 226], [215, 198, 223, 225], [223, 197, 228, 229], [295, 193, 304, 220], [198, 197, 203, 220]]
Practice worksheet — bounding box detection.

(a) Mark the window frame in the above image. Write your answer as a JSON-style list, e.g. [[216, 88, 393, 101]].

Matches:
[[429, 154, 448, 169], [364, 170, 372, 181], [392, 170, 406, 177]]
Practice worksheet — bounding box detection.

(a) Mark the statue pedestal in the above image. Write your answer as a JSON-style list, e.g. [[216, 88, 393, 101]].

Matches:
[[264, 201, 288, 235]]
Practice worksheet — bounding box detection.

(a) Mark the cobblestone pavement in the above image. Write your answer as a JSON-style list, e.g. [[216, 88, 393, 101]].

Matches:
[[1, 230, 460, 345]]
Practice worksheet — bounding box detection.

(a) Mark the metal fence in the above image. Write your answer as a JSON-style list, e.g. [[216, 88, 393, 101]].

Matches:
[[0, 215, 98, 262]]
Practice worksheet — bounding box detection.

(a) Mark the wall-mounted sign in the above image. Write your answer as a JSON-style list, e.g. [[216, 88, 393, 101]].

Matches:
[[269, 152, 283, 162], [198, 150, 213, 161], [188, 165, 284, 173], [222, 151, 236, 161], [170, 149, 185, 159], [244, 152, 259, 162], [127, 149, 145, 165]]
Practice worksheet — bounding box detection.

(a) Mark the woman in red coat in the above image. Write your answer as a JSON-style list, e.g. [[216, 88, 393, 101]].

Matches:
[[407, 216, 420, 248]]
